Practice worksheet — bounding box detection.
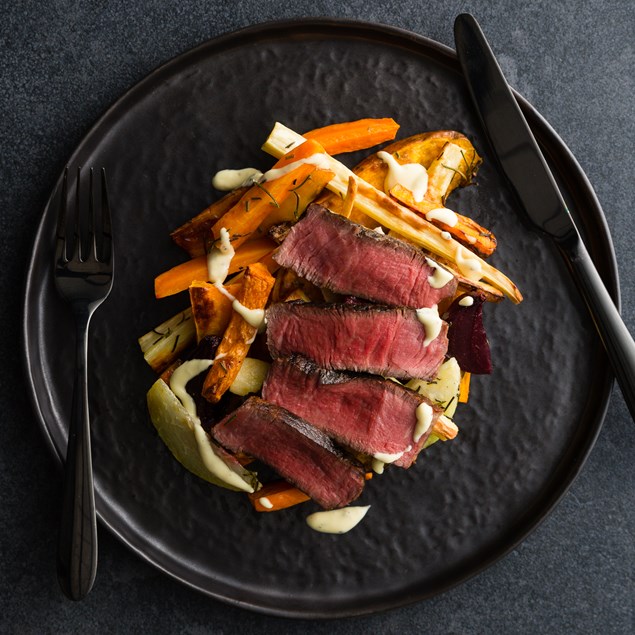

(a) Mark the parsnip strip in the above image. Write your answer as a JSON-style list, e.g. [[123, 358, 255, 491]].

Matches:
[[202, 263, 275, 403], [138, 308, 196, 372]]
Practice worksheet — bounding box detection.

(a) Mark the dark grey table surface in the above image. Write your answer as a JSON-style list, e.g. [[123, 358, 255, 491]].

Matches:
[[2, 1, 634, 633]]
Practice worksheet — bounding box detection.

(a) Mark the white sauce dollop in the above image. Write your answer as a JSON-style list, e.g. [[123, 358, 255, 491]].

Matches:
[[459, 295, 475, 307], [441, 231, 452, 240], [232, 301, 265, 330], [306, 506, 371, 534], [377, 151, 428, 202], [259, 497, 274, 509], [425, 257, 454, 289], [208, 229, 265, 331], [414, 402, 434, 443], [371, 447, 409, 474], [373, 450, 405, 463], [207, 227, 235, 284], [170, 359, 215, 417], [426, 207, 458, 227], [213, 281, 266, 331], [261, 153, 332, 181], [455, 245, 483, 280], [415, 305, 443, 346], [212, 167, 263, 191]]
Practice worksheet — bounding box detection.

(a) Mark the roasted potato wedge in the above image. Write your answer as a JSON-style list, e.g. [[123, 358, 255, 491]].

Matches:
[[317, 130, 496, 257]]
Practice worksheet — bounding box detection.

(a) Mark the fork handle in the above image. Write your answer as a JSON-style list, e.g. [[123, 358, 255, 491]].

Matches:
[[57, 309, 98, 600]]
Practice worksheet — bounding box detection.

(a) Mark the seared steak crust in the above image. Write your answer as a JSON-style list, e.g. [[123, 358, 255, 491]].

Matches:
[[212, 396, 365, 509], [262, 355, 439, 467]]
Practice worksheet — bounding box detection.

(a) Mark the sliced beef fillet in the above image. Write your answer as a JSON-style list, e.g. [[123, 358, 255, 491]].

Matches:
[[266, 302, 448, 380], [212, 397, 365, 509], [262, 356, 440, 467], [274, 204, 457, 308]]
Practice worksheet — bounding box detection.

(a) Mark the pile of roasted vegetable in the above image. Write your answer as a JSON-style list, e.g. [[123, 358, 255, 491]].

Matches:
[[138, 118, 522, 527]]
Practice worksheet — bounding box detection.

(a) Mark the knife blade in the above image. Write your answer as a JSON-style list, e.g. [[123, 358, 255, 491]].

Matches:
[[454, 13, 635, 421]]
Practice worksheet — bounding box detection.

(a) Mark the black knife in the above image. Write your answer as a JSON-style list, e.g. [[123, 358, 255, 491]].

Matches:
[[454, 13, 635, 421]]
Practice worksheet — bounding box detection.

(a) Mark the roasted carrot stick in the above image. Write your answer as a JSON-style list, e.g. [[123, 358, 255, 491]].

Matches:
[[261, 169, 334, 232], [249, 472, 373, 513], [248, 480, 311, 512], [170, 187, 249, 258], [172, 141, 329, 257], [304, 118, 400, 155], [154, 238, 275, 299], [202, 263, 275, 403], [210, 164, 317, 250], [459, 372, 471, 403]]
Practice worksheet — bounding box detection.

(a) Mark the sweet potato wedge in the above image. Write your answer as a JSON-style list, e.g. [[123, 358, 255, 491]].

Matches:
[[317, 132, 495, 257], [202, 263, 275, 403], [189, 281, 242, 341]]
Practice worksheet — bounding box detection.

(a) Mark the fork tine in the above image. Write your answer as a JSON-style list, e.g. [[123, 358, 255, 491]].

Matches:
[[100, 168, 113, 264], [87, 168, 97, 262], [55, 168, 69, 264], [71, 167, 82, 262]]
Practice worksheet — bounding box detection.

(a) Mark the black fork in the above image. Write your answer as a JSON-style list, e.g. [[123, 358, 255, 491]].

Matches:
[[54, 167, 114, 600]]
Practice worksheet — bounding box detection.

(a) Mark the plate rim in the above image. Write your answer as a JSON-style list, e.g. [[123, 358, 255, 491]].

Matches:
[[22, 17, 618, 618]]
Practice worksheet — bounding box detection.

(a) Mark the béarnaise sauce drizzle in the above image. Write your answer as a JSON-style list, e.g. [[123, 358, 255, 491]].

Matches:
[[306, 506, 371, 534], [377, 151, 429, 202]]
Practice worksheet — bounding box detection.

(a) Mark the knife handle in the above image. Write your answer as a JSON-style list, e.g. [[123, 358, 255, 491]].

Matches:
[[561, 236, 635, 420]]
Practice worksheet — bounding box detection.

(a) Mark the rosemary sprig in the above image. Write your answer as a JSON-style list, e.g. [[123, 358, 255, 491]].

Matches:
[[244, 196, 262, 213], [253, 182, 280, 208], [444, 395, 457, 414], [441, 163, 467, 180], [290, 173, 313, 192], [292, 190, 301, 220]]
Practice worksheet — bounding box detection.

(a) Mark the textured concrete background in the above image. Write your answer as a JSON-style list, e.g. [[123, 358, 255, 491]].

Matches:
[[2, 0, 634, 633]]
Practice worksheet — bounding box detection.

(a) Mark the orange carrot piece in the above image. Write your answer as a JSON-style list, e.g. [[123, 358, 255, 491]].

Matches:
[[304, 118, 400, 155], [459, 372, 471, 403], [249, 472, 374, 512], [258, 167, 334, 232], [189, 281, 242, 341], [202, 263, 275, 403], [210, 163, 317, 249], [248, 480, 311, 512], [170, 187, 249, 258], [154, 238, 275, 299]]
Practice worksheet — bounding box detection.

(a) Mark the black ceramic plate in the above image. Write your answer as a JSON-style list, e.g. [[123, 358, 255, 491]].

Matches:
[[23, 19, 618, 617]]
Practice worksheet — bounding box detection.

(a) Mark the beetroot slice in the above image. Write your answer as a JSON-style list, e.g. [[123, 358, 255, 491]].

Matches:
[[446, 294, 492, 374]]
